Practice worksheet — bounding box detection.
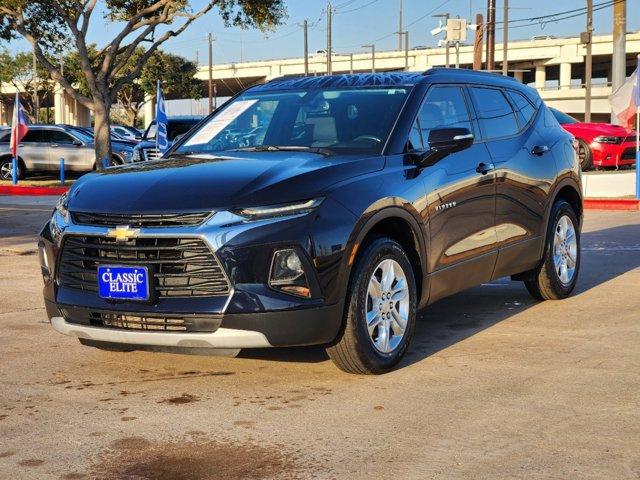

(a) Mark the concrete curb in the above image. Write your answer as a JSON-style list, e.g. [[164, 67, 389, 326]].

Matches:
[[0, 185, 69, 196], [584, 198, 640, 211]]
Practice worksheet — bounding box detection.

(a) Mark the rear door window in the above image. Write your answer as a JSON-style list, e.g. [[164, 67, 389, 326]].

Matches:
[[469, 87, 519, 139], [408, 86, 473, 151]]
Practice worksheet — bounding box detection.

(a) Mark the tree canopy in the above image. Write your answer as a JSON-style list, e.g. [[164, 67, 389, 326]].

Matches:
[[0, 0, 286, 164]]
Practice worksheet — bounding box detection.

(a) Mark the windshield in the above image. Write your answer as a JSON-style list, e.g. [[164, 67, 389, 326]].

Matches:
[[174, 87, 410, 156], [551, 108, 578, 125]]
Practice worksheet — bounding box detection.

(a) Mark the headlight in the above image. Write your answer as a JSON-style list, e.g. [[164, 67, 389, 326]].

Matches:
[[233, 198, 323, 220], [132, 149, 141, 162], [593, 136, 624, 144], [55, 192, 69, 222]]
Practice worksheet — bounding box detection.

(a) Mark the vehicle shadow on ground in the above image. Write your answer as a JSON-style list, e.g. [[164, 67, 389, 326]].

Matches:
[[238, 222, 640, 368]]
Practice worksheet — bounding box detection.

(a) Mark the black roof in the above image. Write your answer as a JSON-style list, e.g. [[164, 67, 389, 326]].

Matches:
[[251, 68, 538, 100]]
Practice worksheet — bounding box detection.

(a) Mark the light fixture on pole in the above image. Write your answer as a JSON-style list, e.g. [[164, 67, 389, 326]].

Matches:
[[431, 13, 450, 68]]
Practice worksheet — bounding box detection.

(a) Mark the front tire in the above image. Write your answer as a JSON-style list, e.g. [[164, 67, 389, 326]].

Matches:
[[577, 139, 593, 171], [326, 237, 417, 374], [525, 200, 580, 300]]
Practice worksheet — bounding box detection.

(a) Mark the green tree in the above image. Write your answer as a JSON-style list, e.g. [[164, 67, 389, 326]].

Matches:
[[0, 49, 55, 122], [0, 1, 285, 167], [117, 49, 201, 127]]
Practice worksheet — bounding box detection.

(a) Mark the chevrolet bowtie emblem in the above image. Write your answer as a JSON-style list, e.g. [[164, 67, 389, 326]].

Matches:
[[106, 225, 140, 242]]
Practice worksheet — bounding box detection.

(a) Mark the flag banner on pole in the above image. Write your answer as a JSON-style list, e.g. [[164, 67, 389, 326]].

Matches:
[[155, 81, 169, 154], [10, 93, 29, 158], [609, 64, 639, 130]]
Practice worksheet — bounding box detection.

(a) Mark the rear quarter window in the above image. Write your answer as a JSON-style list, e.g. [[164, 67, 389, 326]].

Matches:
[[506, 90, 536, 127]]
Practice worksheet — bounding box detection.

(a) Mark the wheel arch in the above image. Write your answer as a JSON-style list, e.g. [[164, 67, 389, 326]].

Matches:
[[342, 205, 428, 308]]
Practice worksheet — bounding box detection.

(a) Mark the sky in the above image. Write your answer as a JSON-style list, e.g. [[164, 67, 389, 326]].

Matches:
[[4, 0, 640, 66]]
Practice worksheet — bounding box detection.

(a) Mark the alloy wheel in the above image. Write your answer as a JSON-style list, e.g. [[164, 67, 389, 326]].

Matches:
[[552, 214, 578, 285], [365, 258, 410, 354], [1, 162, 15, 180]]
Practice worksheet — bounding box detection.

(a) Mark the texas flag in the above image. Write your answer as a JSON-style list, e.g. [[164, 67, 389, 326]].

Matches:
[[10, 93, 29, 158], [609, 55, 640, 130]]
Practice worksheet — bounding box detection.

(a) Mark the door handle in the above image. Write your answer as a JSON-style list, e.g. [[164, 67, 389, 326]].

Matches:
[[531, 145, 549, 156], [476, 162, 495, 175], [50, 144, 59, 148]]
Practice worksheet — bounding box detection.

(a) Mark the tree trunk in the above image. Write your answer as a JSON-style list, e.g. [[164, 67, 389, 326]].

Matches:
[[93, 97, 112, 170]]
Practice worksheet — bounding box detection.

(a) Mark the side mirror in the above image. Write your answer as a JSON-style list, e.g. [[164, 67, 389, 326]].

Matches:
[[416, 127, 474, 168], [72, 140, 83, 147]]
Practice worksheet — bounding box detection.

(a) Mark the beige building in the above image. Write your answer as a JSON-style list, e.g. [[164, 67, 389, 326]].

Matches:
[[2, 31, 639, 127]]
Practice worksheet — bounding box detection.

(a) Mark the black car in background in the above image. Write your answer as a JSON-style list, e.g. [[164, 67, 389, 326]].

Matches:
[[40, 70, 582, 374], [131, 115, 203, 162]]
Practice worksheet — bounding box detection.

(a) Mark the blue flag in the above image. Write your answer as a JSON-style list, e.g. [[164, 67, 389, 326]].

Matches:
[[155, 80, 169, 154]]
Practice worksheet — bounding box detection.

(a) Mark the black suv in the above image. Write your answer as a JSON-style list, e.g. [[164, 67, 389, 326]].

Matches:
[[39, 70, 582, 374]]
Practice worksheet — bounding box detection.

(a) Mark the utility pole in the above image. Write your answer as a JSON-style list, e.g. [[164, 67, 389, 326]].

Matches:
[[473, 13, 484, 70], [611, 0, 626, 124], [363, 44, 375, 73], [303, 19, 309, 76], [208, 33, 213, 114], [326, 2, 333, 75], [195, 50, 199, 66], [404, 31, 409, 70], [349, 53, 354, 74], [486, 0, 496, 71], [502, 0, 508, 75], [398, 0, 403, 50], [583, 0, 593, 122], [32, 49, 39, 121]]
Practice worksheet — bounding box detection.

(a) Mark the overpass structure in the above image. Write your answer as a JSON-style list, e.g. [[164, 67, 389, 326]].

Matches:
[[2, 31, 639, 128]]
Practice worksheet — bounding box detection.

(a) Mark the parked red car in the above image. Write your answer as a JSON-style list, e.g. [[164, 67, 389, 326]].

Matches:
[[550, 108, 637, 170]]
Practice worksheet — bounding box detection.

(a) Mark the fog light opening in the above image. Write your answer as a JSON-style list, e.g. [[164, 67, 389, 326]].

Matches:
[[269, 249, 311, 298]]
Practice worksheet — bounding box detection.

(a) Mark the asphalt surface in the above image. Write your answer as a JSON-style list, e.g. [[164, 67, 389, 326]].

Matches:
[[1, 195, 639, 480]]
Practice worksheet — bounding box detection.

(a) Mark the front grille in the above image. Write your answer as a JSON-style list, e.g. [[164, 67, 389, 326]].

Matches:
[[142, 148, 162, 161], [621, 148, 636, 160], [58, 236, 230, 298], [89, 311, 221, 332], [71, 211, 212, 228]]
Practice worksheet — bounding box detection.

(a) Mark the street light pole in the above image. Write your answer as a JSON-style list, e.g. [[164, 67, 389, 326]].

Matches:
[[404, 31, 409, 71]]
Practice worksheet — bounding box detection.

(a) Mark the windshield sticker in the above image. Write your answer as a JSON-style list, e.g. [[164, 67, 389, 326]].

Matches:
[[184, 99, 258, 147]]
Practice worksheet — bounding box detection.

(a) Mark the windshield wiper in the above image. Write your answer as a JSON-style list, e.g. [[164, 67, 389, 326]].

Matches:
[[232, 145, 332, 157]]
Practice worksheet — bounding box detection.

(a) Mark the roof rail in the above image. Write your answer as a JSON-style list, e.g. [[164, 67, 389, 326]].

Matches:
[[422, 67, 519, 82]]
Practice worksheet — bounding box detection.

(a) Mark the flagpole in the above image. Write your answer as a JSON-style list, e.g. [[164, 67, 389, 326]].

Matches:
[[155, 80, 159, 155], [636, 105, 639, 199]]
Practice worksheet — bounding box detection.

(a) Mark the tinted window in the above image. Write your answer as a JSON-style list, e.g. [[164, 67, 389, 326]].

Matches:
[[21, 130, 44, 142], [550, 108, 578, 125], [0, 131, 10, 143], [168, 121, 199, 141], [469, 87, 518, 139], [43, 130, 75, 144], [409, 86, 472, 150], [507, 90, 536, 127]]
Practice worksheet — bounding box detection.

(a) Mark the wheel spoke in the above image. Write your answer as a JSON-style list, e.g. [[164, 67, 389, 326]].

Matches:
[[376, 321, 390, 352], [380, 260, 395, 292], [391, 309, 407, 334], [368, 276, 382, 301]]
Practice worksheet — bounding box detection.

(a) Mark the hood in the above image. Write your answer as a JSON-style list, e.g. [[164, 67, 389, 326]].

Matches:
[[111, 139, 137, 151], [68, 152, 384, 213], [566, 122, 635, 137]]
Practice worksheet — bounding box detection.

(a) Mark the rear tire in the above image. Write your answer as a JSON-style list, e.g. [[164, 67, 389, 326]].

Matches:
[[524, 200, 580, 300], [326, 237, 417, 374], [577, 139, 593, 171]]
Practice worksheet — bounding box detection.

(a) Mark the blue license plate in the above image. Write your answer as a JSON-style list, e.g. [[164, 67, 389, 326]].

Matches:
[[98, 265, 149, 301]]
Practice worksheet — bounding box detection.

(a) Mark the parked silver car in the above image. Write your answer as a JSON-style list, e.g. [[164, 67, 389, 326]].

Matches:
[[0, 124, 136, 180]]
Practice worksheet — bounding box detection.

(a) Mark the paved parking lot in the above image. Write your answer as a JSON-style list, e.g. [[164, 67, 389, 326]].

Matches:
[[1, 196, 639, 480]]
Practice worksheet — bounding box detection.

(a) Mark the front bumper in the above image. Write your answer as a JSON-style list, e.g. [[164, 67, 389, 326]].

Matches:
[[591, 141, 637, 167], [40, 205, 347, 350]]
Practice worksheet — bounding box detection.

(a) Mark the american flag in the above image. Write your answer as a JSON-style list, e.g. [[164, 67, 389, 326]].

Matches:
[[10, 93, 29, 158]]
